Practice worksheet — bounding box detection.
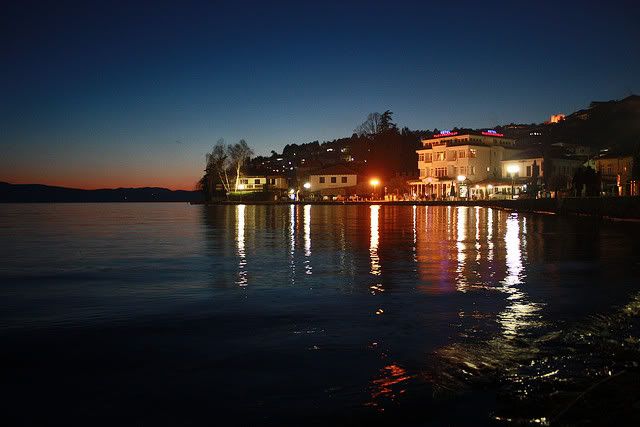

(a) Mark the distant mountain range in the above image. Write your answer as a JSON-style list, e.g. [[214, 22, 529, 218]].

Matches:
[[0, 182, 204, 203]]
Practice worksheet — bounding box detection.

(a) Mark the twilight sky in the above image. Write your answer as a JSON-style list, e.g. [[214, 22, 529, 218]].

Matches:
[[1, 0, 639, 190]]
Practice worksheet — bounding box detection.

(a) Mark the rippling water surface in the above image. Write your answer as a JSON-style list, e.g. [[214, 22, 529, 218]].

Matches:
[[2, 203, 640, 426]]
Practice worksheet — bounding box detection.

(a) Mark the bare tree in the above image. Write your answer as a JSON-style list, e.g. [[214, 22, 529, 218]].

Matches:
[[355, 112, 382, 137], [228, 139, 254, 191], [205, 139, 232, 194]]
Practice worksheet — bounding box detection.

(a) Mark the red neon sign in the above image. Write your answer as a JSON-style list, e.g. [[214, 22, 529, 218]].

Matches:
[[482, 130, 504, 137], [433, 131, 458, 138]]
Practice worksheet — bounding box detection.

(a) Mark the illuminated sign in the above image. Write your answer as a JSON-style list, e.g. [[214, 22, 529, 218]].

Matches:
[[433, 130, 458, 138], [482, 130, 504, 137]]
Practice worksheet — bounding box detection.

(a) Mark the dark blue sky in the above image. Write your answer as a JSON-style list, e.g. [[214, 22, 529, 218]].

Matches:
[[2, 0, 639, 189]]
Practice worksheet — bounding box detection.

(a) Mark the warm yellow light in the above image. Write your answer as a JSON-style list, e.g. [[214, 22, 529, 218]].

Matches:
[[507, 164, 519, 175], [457, 175, 466, 182], [288, 189, 295, 194], [303, 182, 311, 189], [475, 185, 480, 189], [238, 184, 246, 190], [370, 178, 380, 187], [488, 184, 493, 189]]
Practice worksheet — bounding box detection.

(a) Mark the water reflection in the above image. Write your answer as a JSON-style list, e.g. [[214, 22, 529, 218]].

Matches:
[[367, 363, 415, 410], [303, 204, 312, 275], [236, 204, 248, 287], [369, 205, 381, 277], [289, 204, 296, 283], [487, 207, 494, 262], [499, 213, 542, 339], [456, 206, 468, 291]]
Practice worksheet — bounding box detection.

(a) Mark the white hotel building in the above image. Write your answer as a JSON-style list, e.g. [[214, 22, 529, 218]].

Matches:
[[410, 130, 517, 198]]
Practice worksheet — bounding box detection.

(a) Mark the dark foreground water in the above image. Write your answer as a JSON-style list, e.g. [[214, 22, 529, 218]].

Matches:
[[2, 203, 640, 426]]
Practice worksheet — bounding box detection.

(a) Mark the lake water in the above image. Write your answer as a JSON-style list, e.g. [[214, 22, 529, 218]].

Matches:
[[2, 203, 640, 426]]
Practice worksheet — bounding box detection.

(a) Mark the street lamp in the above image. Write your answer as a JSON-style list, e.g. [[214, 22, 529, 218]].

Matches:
[[507, 164, 519, 199], [370, 178, 380, 200], [303, 182, 311, 189]]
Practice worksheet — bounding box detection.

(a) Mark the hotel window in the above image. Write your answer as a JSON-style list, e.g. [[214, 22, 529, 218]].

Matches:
[[469, 149, 477, 158], [426, 153, 433, 162], [435, 167, 447, 177], [459, 166, 466, 175], [448, 151, 457, 161], [470, 166, 476, 175], [459, 150, 466, 158], [526, 166, 532, 177], [341, 176, 347, 183], [419, 153, 424, 161], [436, 152, 445, 161], [331, 176, 337, 183], [319, 177, 325, 183], [607, 165, 612, 174], [254, 179, 260, 184], [241, 179, 248, 184]]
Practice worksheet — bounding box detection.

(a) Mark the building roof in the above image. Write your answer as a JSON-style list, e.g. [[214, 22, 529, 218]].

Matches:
[[309, 164, 357, 176], [594, 151, 634, 160], [422, 130, 515, 141]]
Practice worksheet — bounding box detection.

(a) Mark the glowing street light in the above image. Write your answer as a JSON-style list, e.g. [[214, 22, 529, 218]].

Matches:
[[303, 182, 311, 189], [370, 178, 380, 200], [507, 164, 519, 199], [238, 184, 246, 190]]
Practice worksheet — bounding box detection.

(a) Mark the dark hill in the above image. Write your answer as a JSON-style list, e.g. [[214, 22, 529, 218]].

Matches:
[[550, 95, 640, 150], [497, 95, 640, 152], [0, 182, 204, 203]]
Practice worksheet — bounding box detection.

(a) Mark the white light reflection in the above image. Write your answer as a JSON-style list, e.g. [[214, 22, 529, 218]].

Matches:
[[236, 204, 248, 286], [303, 204, 312, 275], [289, 204, 296, 282], [487, 207, 494, 262], [455, 207, 467, 291], [499, 213, 542, 338]]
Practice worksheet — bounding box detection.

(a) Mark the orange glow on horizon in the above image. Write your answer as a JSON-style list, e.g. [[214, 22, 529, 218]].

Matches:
[[2, 172, 201, 191]]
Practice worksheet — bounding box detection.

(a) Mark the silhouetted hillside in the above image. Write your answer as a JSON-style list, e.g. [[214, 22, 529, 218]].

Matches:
[[497, 95, 640, 151], [550, 95, 640, 150], [0, 182, 204, 203]]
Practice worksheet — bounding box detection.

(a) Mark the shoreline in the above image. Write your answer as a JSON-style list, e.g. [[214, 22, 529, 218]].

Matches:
[[191, 196, 640, 222]]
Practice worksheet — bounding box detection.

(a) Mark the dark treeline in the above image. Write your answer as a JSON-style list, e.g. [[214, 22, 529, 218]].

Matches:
[[247, 111, 432, 180]]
